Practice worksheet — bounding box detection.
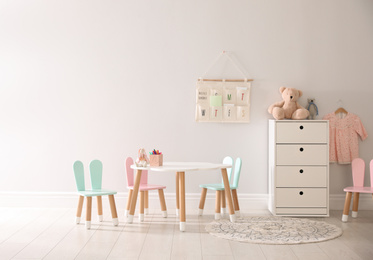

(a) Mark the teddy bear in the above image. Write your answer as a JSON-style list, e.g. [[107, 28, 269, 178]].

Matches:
[[268, 87, 309, 120], [135, 148, 150, 167], [307, 98, 318, 120]]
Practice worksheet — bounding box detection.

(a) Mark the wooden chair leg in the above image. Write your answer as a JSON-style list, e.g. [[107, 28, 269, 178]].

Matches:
[[231, 189, 240, 216], [342, 192, 352, 222], [125, 189, 133, 217], [176, 172, 180, 217], [179, 171, 186, 231], [86, 196, 92, 229], [76, 196, 84, 224], [97, 196, 103, 222], [108, 195, 119, 226], [221, 190, 226, 215], [144, 190, 149, 215], [198, 188, 207, 216], [158, 189, 167, 218], [139, 191, 145, 222], [215, 191, 221, 220], [352, 192, 360, 218]]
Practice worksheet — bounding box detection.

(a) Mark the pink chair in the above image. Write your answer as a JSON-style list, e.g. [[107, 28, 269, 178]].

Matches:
[[125, 157, 167, 221], [342, 158, 373, 222]]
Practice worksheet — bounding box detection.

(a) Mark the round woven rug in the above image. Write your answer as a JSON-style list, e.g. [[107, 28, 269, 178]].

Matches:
[[205, 216, 342, 245]]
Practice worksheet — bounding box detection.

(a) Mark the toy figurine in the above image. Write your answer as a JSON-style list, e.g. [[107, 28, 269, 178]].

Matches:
[[135, 148, 150, 167], [307, 98, 319, 120]]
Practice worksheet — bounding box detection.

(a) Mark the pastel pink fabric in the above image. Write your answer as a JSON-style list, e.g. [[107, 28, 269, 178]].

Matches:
[[323, 113, 367, 164]]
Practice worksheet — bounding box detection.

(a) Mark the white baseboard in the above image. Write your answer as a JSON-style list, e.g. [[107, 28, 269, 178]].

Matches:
[[0, 192, 372, 211]]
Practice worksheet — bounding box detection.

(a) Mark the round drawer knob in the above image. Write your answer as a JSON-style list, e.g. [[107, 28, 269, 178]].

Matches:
[[299, 191, 304, 195], [299, 169, 304, 173], [299, 147, 304, 152], [299, 125, 304, 130]]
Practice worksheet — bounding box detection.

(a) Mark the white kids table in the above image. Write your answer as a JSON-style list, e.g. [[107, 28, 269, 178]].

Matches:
[[129, 162, 235, 231]]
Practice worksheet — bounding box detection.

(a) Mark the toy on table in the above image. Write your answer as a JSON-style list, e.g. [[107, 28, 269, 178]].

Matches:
[[268, 87, 309, 120], [135, 148, 150, 167], [149, 149, 163, 166], [307, 98, 319, 120]]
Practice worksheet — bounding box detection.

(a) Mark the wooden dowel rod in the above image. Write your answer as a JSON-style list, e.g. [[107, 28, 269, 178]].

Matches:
[[198, 79, 254, 82]]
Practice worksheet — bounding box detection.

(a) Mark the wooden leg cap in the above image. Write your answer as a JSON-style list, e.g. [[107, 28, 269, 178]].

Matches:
[[221, 208, 226, 215], [162, 211, 167, 218], [180, 222, 186, 232], [85, 221, 91, 229], [139, 214, 144, 222], [112, 218, 119, 226], [235, 210, 240, 217], [76, 217, 81, 224], [127, 214, 134, 224], [198, 209, 203, 216], [124, 210, 129, 217], [214, 213, 221, 220], [342, 214, 349, 222], [352, 211, 358, 218], [98, 215, 103, 222], [229, 214, 236, 223]]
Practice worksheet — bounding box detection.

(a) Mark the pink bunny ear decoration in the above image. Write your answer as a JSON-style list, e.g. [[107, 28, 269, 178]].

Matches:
[[135, 148, 149, 167]]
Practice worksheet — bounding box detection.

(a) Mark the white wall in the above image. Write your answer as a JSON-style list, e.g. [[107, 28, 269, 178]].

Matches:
[[1, 0, 373, 200]]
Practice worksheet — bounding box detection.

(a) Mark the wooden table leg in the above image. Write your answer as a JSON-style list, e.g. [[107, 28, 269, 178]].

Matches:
[[176, 172, 180, 217], [139, 191, 144, 222], [125, 189, 133, 217], [128, 169, 142, 223], [221, 168, 236, 223], [144, 190, 149, 215], [179, 171, 186, 231]]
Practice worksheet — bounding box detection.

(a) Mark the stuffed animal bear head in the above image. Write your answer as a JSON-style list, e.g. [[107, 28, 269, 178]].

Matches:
[[280, 86, 302, 103]]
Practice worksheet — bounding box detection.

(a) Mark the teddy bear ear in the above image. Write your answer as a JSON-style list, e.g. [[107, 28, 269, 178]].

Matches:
[[298, 90, 303, 97], [279, 87, 286, 93]]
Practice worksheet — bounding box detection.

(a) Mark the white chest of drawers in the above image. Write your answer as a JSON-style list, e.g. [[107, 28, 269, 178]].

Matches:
[[268, 120, 329, 216]]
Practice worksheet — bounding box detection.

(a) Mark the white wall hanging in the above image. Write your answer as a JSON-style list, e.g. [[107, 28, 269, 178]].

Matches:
[[195, 51, 254, 123]]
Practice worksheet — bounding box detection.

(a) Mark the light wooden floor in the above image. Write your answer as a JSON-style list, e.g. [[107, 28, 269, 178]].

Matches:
[[0, 207, 372, 260]]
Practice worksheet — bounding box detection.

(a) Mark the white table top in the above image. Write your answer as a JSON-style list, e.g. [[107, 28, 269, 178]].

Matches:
[[130, 162, 232, 172]]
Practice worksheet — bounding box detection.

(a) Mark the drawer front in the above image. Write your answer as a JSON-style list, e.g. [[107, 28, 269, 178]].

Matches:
[[276, 145, 327, 165], [276, 207, 327, 215], [276, 188, 327, 207], [276, 122, 327, 144], [276, 166, 327, 187]]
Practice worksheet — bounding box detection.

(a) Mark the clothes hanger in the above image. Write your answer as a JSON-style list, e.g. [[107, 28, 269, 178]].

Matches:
[[335, 99, 348, 114]]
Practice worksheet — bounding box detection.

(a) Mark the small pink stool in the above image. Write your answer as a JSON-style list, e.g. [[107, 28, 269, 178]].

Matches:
[[342, 158, 373, 222], [125, 157, 167, 222]]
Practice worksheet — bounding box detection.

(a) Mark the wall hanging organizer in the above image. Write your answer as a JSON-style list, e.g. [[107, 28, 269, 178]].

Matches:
[[195, 51, 253, 123]]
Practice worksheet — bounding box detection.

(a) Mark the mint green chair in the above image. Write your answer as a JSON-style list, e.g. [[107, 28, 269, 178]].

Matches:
[[198, 157, 242, 220], [73, 160, 119, 229]]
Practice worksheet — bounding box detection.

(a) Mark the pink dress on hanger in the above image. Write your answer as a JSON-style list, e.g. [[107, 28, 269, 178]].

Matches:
[[323, 112, 367, 164]]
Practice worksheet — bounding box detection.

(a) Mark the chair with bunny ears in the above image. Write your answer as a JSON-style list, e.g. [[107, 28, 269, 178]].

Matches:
[[73, 160, 119, 229], [342, 158, 373, 222], [125, 157, 167, 221], [198, 156, 242, 220]]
